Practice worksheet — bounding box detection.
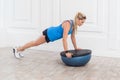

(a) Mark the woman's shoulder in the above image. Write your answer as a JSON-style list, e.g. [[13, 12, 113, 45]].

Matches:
[[62, 19, 73, 24], [61, 20, 72, 29]]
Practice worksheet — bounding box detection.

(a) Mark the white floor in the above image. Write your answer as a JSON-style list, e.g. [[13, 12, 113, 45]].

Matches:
[[0, 47, 120, 80]]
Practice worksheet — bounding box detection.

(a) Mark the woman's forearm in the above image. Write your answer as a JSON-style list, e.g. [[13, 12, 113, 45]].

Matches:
[[71, 36, 77, 49], [62, 38, 68, 51]]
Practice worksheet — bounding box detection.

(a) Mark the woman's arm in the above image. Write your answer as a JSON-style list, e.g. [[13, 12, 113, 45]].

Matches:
[[62, 21, 73, 58], [71, 30, 78, 49], [62, 21, 70, 51]]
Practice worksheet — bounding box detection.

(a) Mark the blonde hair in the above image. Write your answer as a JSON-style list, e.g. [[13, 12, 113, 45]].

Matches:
[[73, 12, 86, 32]]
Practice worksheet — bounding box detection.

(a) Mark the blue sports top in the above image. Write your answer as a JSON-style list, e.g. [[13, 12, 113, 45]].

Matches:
[[47, 20, 74, 42]]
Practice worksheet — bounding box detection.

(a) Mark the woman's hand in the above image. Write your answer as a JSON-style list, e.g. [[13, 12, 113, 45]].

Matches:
[[75, 47, 82, 50], [65, 52, 73, 58]]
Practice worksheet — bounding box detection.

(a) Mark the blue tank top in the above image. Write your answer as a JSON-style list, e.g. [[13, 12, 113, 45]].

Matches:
[[47, 20, 74, 42]]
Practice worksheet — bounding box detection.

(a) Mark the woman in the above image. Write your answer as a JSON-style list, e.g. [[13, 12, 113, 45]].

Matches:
[[13, 12, 86, 59]]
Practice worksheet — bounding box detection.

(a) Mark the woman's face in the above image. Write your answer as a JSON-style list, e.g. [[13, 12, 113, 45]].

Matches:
[[76, 18, 85, 26]]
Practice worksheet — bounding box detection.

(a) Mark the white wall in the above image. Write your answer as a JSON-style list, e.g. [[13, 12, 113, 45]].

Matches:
[[0, 0, 8, 47], [0, 0, 120, 57]]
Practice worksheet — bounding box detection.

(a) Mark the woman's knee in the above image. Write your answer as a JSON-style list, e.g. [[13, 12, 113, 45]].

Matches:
[[32, 36, 46, 46]]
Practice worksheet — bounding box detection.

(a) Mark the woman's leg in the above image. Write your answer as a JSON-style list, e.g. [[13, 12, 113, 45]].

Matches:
[[17, 35, 47, 52]]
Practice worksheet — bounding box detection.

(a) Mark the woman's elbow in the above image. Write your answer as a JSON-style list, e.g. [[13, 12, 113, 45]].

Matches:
[[62, 37, 67, 42], [71, 35, 75, 39]]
